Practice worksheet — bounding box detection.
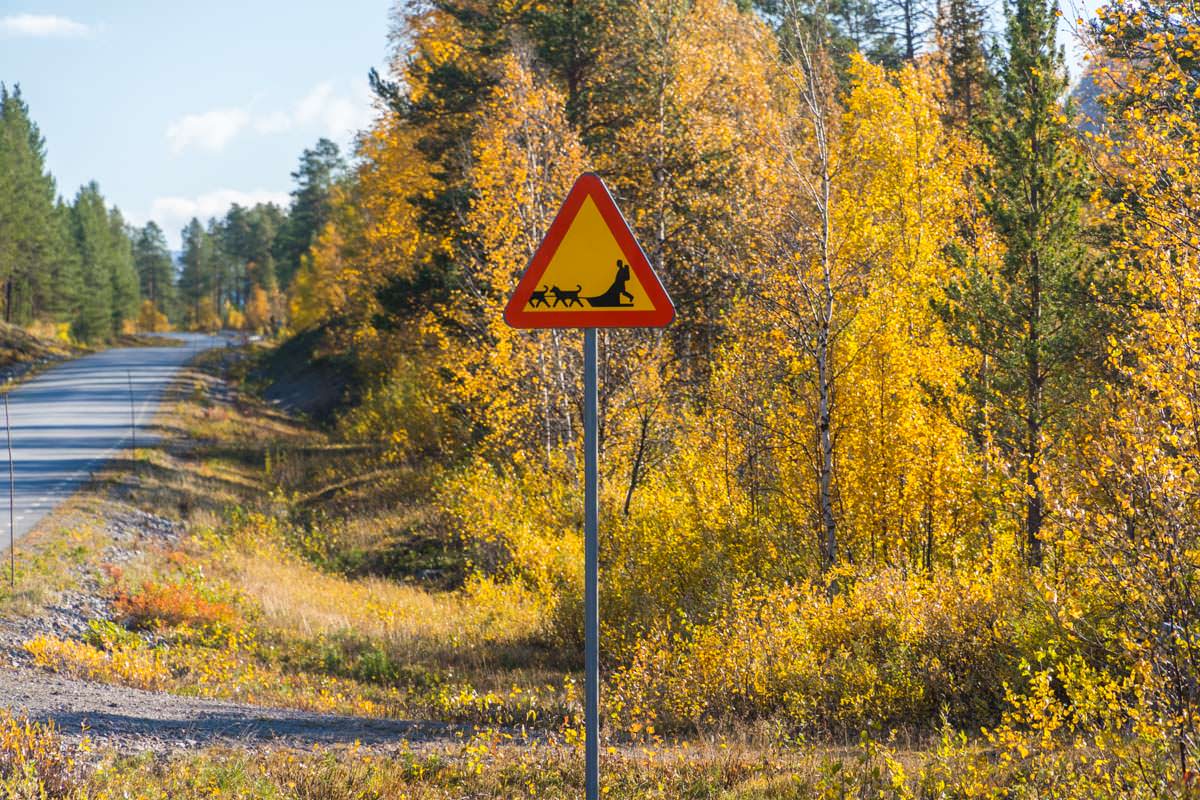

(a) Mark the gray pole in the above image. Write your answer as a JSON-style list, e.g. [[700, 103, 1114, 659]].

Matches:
[[4, 393, 13, 587], [127, 370, 136, 456], [583, 328, 599, 800]]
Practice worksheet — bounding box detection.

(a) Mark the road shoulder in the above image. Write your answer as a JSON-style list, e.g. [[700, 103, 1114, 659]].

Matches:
[[0, 353, 464, 754]]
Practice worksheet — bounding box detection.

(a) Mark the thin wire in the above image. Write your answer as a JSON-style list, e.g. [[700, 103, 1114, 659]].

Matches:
[[128, 370, 136, 456], [5, 393, 14, 588]]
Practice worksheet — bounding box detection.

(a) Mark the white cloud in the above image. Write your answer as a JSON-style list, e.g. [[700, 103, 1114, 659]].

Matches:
[[0, 13, 91, 37], [151, 189, 289, 221], [293, 81, 375, 135], [252, 111, 292, 135], [166, 81, 375, 154], [147, 189, 290, 246], [294, 82, 338, 125], [165, 109, 250, 155]]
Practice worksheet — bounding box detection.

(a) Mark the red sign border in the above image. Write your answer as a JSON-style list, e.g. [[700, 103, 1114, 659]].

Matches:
[[503, 173, 675, 329]]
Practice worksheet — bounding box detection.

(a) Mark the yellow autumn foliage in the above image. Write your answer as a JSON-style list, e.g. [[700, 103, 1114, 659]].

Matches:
[[251, 0, 1200, 779], [609, 569, 1039, 734]]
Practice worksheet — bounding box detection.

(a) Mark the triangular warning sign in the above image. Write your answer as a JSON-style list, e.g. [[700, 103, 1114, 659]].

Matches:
[[504, 173, 675, 329]]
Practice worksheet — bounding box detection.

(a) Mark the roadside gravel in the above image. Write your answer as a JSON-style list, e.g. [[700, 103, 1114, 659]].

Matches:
[[0, 664, 459, 752]]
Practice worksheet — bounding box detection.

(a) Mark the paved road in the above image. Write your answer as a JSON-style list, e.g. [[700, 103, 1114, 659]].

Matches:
[[0, 333, 226, 545]]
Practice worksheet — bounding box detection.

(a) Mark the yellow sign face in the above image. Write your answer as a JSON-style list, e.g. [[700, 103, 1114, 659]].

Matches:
[[504, 173, 675, 329], [520, 196, 658, 313]]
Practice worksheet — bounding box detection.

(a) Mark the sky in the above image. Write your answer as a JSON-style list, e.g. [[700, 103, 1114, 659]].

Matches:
[[2, 1, 1099, 252], [1, 1, 392, 248]]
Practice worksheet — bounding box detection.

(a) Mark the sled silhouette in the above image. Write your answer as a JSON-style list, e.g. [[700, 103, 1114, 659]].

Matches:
[[586, 261, 635, 308]]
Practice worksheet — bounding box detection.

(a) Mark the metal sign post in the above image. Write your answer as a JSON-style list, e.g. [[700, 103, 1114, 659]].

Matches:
[[501, 172, 674, 800], [583, 329, 599, 800]]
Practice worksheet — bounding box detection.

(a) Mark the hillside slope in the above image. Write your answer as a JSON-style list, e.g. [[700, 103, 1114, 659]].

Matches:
[[0, 322, 78, 376]]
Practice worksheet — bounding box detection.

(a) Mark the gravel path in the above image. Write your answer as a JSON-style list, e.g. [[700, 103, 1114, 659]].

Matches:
[[0, 665, 458, 751]]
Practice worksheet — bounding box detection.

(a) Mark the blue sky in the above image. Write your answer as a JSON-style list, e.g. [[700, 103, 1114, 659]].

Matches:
[[3, 2, 1097, 250], [1, 2, 391, 247]]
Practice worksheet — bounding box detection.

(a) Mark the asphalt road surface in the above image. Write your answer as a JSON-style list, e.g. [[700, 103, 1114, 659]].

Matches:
[[0, 333, 226, 546]]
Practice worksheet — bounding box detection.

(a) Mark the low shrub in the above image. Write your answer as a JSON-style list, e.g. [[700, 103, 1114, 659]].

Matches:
[[112, 579, 240, 632], [609, 568, 1039, 736], [338, 355, 467, 463], [25, 634, 168, 691], [0, 711, 85, 799], [83, 619, 144, 651]]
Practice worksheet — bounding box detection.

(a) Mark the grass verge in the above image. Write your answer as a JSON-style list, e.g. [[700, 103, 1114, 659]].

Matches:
[[18, 346, 572, 728]]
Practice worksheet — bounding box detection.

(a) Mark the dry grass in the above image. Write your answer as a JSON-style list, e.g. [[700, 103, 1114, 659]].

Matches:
[[231, 548, 544, 666], [0, 320, 80, 368], [34, 730, 1166, 800], [14, 350, 570, 727], [80, 738, 857, 799], [0, 506, 113, 619]]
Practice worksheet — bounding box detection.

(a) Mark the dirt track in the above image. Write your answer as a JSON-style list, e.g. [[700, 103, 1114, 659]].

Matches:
[[0, 664, 459, 751]]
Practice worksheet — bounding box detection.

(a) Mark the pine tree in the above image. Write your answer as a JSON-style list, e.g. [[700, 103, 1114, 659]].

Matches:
[[276, 139, 345, 287], [205, 218, 235, 316], [876, 0, 934, 61], [935, 0, 992, 127], [108, 210, 139, 335], [178, 218, 213, 329], [132, 222, 176, 320], [48, 200, 82, 322], [947, 0, 1107, 567], [218, 205, 250, 307], [216, 202, 284, 302], [527, 0, 612, 125], [69, 183, 117, 342], [250, 203, 285, 292], [776, 0, 890, 66], [0, 84, 59, 324]]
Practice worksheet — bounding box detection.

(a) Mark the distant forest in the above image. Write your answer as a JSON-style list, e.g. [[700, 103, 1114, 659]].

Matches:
[[0, 84, 343, 342]]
